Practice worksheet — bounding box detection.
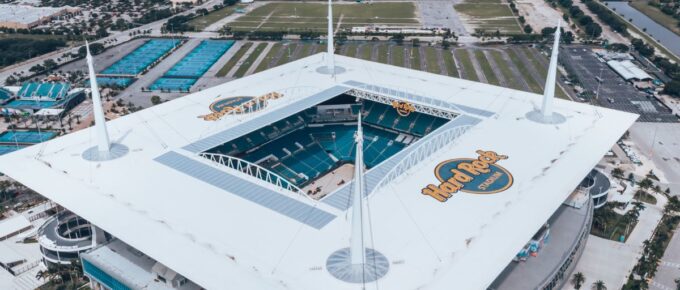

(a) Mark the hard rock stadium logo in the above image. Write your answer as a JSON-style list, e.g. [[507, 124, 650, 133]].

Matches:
[[421, 150, 513, 202], [391, 100, 416, 117], [198, 92, 283, 121]]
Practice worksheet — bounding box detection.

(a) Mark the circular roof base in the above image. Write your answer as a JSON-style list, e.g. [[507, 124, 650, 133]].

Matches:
[[526, 110, 567, 125], [82, 143, 129, 162], [316, 65, 347, 75], [326, 247, 389, 283]]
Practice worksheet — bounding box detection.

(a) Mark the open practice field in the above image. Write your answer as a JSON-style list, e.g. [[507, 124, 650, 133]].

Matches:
[[228, 2, 419, 32], [218, 41, 572, 100], [188, 5, 242, 31], [454, 0, 522, 34]]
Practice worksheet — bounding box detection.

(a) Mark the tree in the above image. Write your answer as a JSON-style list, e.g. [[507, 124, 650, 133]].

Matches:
[[562, 31, 574, 44], [664, 80, 680, 97], [612, 167, 624, 178], [523, 24, 533, 34], [572, 272, 585, 289], [593, 280, 607, 290], [585, 22, 603, 38], [151, 95, 162, 105], [674, 278, 679, 290]]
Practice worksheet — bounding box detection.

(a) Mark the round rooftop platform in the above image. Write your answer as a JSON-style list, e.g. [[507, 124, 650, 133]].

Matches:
[[326, 247, 389, 284]]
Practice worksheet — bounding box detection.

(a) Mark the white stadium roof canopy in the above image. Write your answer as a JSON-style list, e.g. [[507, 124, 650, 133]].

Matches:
[[0, 53, 636, 290]]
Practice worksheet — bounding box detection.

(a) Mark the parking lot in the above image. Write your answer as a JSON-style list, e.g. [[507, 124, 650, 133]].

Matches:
[[561, 46, 677, 122]]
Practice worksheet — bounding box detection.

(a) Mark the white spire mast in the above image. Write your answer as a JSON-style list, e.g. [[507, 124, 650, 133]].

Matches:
[[541, 20, 561, 119], [85, 41, 110, 154], [326, 0, 335, 74], [350, 111, 366, 265]]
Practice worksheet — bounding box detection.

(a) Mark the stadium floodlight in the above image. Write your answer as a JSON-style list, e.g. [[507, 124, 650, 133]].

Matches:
[[85, 41, 110, 155], [541, 20, 561, 120]]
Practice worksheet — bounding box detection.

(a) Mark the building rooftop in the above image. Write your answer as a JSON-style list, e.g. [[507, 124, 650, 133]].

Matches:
[[0, 53, 637, 290]]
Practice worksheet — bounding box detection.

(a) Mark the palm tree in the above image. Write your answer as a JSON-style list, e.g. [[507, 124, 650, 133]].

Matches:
[[674, 278, 679, 290], [592, 280, 607, 290], [572, 272, 585, 289]]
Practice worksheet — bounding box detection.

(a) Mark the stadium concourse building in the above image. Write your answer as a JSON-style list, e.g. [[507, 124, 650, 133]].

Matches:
[[0, 45, 636, 290]]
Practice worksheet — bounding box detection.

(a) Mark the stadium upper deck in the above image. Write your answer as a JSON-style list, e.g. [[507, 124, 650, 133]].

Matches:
[[0, 53, 636, 290]]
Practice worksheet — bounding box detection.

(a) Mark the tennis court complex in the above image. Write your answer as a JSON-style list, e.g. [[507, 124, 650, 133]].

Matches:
[[0, 130, 58, 144], [102, 39, 181, 76], [90, 77, 135, 88], [150, 40, 235, 91]]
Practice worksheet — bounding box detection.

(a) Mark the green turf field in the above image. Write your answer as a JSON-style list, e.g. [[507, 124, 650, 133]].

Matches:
[[441, 49, 459, 77], [358, 44, 372, 60], [391, 46, 405, 67], [506, 49, 542, 93], [474, 50, 499, 85], [377, 44, 389, 64], [424, 47, 440, 74], [489, 50, 522, 90], [454, 0, 521, 34], [229, 3, 418, 32], [234, 42, 268, 78], [255, 43, 282, 72], [341, 44, 359, 58], [409, 47, 421, 70], [454, 49, 478, 82], [275, 43, 298, 66], [188, 6, 240, 31], [216, 42, 252, 77]]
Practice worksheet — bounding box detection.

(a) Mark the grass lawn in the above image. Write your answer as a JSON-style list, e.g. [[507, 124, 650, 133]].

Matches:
[[229, 3, 418, 32], [630, 1, 680, 36], [489, 50, 521, 90], [188, 5, 239, 31], [341, 44, 359, 58], [275, 43, 298, 66], [391, 46, 405, 67], [255, 43, 282, 73], [358, 44, 372, 60], [409, 47, 421, 71], [441, 49, 459, 77], [634, 191, 658, 205], [506, 49, 542, 93], [474, 50, 499, 85], [234, 42, 268, 78], [216, 42, 252, 77], [454, 0, 521, 33], [424, 46, 441, 74], [377, 44, 388, 64], [592, 211, 638, 242], [454, 49, 478, 82], [520, 48, 570, 99], [297, 43, 315, 58]]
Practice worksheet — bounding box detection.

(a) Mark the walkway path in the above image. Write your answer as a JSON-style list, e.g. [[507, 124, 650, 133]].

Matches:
[[563, 194, 667, 290]]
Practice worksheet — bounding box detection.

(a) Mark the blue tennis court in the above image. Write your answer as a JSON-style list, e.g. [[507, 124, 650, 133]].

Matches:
[[3, 99, 56, 109], [165, 40, 234, 78], [149, 78, 196, 91], [89, 77, 135, 88], [150, 40, 234, 91], [0, 145, 25, 155], [0, 131, 58, 144], [101, 39, 181, 76]]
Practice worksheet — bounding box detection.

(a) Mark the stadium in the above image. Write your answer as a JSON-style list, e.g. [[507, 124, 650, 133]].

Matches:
[[0, 14, 638, 290]]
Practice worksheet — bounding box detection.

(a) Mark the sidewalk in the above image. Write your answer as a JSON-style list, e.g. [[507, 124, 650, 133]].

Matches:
[[562, 193, 667, 289]]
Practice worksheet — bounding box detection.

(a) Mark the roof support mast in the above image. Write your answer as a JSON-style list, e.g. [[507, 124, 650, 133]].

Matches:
[[541, 20, 561, 119], [350, 112, 366, 266], [526, 20, 565, 124], [326, 0, 335, 75], [85, 41, 110, 154]]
